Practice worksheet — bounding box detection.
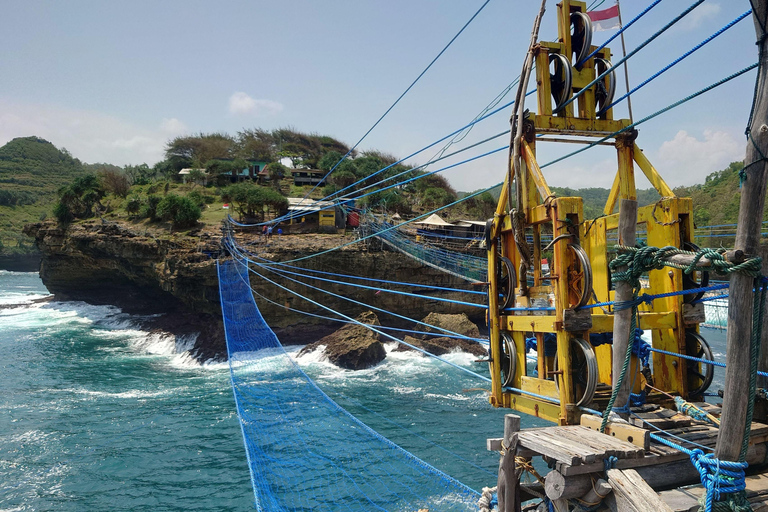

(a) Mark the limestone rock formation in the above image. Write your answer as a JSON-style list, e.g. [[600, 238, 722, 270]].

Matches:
[[414, 312, 481, 339], [299, 311, 386, 370], [395, 312, 486, 356]]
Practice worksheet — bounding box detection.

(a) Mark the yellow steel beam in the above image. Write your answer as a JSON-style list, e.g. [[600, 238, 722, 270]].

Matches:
[[633, 143, 675, 198], [522, 141, 552, 201], [498, 391, 562, 425]]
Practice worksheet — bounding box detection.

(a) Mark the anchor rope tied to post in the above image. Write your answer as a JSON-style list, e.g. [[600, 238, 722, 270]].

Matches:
[[607, 244, 766, 511]]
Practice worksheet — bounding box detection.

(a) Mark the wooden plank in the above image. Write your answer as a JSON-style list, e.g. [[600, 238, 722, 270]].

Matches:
[[581, 414, 651, 450], [607, 468, 674, 512]]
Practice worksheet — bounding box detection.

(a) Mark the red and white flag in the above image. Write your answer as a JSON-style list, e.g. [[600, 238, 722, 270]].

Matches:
[[588, 2, 621, 32]]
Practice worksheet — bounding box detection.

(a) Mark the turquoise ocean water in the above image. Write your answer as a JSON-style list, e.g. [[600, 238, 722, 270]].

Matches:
[[0, 270, 728, 510]]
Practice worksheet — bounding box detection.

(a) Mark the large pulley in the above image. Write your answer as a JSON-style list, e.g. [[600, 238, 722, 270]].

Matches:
[[489, 331, 517, 388], [567, 243, 593, 309], [549, 53, 572, 112], [497, 256, 517, 312], [686, 330, 714, 397], [555, 337, 598, 406], [570, 11, 593, 69], [594, 58, 617, 117]]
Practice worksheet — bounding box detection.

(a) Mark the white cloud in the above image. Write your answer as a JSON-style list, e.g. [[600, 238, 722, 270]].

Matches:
[[676, 3, 720, 31], [228, 91, 283, 116], [655, 129, 742, 186], [160, 117, 187, 134], [0, 100, 188, 165]]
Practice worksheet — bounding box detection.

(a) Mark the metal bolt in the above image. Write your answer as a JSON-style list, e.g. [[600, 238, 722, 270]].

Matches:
[[760, 124, 768, 133]]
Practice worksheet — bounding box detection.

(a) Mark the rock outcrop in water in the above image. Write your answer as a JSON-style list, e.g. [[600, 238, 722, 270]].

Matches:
[[298, 311, 386, 370], [23, 220, 487, 363], [396, 312, 486, 357]]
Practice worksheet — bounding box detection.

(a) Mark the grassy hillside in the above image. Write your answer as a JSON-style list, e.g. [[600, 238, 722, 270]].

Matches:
[[0, 136, 87, 252]]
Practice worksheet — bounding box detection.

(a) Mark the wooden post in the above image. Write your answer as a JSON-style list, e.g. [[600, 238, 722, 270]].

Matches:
[[716, 3, 768, 463], [497, 414, 521, 512], [612, 199, 638, 413]]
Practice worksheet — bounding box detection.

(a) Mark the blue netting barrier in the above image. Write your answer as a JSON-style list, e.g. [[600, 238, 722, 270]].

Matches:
[[368, 220, 487, 283], [217, 259, 479, 511]]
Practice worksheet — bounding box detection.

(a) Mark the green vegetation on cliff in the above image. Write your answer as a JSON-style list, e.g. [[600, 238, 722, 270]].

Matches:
[[0, 137, 87, 253]]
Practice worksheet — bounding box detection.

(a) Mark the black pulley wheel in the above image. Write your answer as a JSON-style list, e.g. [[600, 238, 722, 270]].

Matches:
[[497, 256, 516, 312], [570, 11, 593, 68], [686, 330, 714, 397], [488, 331, 517, 388], [549, 53, 573, 112], [594, 58, 617, 116]]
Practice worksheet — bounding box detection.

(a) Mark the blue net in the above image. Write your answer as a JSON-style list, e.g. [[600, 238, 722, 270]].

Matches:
[[217, 258, 479, 511], [368, 220, 487, 283]]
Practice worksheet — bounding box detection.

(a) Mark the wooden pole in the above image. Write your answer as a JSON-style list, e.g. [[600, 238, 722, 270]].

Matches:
[[716, 2, 768, 462], [497, 414, 521, 512], [612, 198, 638, 413]]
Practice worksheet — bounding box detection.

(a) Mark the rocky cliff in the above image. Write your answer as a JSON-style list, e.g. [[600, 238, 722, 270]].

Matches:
[[24, 220, 487, 362]]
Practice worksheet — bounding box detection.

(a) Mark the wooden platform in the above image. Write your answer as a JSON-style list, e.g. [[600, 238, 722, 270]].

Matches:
[[497, 402, 768, 510]]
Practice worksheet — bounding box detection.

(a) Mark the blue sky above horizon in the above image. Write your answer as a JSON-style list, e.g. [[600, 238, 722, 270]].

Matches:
[[0, 0, 761, 191]]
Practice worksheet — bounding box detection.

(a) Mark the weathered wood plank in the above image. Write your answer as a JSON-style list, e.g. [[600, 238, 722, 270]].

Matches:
[[607, 468, 673, 512], [580, 415, 651, 451]]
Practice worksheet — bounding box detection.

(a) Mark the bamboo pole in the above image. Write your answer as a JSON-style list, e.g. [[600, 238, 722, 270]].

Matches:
[[715, 2, 768, 462]]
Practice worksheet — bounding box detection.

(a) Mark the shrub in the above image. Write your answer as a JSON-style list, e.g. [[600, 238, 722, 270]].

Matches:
[[140, 194, 161, 220], [186, 190, 207, 208], [125, 195, 142, 216], [53, 201, 74, 223], [156, 193, 201, 228], [97, 168, 131, 198]]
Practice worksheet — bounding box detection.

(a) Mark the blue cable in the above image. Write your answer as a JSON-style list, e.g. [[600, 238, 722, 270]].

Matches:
[[235, 244, 487, 295], [605, 9, 752, 111], [229, 248, 494, 383], [542, 62, 758, 169], [228, 240, 485, 341], [558, 0, 706, 112], [249, 258, 488, 310], [577, 0, 664, 68], [302, 0, 494, 203], [247, 283, 490, 344]]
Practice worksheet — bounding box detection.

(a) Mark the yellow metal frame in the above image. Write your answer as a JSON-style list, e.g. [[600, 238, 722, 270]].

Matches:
[[487, 0, 702, 425]]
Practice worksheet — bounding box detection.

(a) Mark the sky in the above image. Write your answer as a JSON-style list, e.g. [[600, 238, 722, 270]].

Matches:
[[0, 0, 761, 191]]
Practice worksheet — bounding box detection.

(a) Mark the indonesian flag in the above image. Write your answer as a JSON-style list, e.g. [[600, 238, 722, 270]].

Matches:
[[589, 2, 621, 32]]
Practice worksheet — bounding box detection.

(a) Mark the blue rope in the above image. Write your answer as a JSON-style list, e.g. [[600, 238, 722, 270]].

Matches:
[[649, 432, 748, 512], [558, 0, 706, 112], [229, 247, 494, 383], [238, 243, 487, 296], [605, 9, 752, 111], [250, 260, 488, 309], [577, 0, 664, 68], [301, 0, 493, 202], [542, 62, 758, 170], [229, 241, 485, 342], [248, 284, 490, 344]]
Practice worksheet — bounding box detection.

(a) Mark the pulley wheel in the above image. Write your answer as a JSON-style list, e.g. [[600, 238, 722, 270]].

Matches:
[[594, 57, 617, 116], [484, 218, 494, 249], [555, 337, 598, 407], [489, 331, 517, 388], [682, 242, 710, 303], [570, 11, 593, 68], [686, 330, 714, 397], [567, 243, 593, 309], [549, 53, 573, 112], [497, 256, 516, 312]]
